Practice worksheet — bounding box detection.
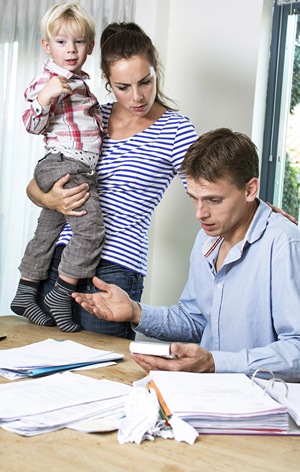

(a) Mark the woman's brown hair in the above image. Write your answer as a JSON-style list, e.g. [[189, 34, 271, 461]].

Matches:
[[100, 22, 177, 111]]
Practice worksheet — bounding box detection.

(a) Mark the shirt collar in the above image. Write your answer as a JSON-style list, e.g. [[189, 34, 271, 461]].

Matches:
[[43, 58, 90, 80], [202, 236, 223, 257], [242, 198, 272, 246]]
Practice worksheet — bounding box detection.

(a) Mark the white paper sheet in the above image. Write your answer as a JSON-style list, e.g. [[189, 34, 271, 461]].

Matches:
[[0, 338, 123, 378], [0, 372, 131, 421]]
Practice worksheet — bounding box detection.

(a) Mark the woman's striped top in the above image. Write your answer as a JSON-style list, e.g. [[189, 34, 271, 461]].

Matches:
[[57, 103, 198, 276]]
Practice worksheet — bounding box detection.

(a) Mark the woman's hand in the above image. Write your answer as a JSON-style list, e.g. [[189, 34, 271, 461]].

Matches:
[[267, 202, 298, 225], [27, 174, 90, 216]]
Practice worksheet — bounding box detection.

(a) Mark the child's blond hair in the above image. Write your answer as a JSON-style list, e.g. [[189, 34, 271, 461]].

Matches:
[[41, 2, 96, 41]]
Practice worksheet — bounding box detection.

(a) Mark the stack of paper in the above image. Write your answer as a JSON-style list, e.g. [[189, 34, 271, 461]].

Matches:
[[0, 371, 132, 436], [149, 371, 290, 434], [0, 339, 124, 379]]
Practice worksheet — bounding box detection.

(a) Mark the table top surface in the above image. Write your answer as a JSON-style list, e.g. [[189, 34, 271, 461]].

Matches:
[[0, 315, 299, 472]]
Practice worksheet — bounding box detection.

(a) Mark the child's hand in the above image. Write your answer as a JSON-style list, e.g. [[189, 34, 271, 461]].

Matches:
[[37, 76, 72, 107]]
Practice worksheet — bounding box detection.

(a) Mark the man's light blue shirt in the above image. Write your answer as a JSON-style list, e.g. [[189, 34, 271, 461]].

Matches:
[[137, 200, 300, 381]]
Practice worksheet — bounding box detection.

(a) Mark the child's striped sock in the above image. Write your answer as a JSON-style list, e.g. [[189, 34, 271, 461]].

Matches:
[[44, 277, 81, 333], [11, 280, 55, 327]]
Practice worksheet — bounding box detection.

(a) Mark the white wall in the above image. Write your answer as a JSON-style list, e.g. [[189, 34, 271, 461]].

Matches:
[[135, 0, 274, 306]]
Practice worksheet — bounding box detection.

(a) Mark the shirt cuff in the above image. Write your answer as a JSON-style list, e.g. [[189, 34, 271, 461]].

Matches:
[[211, 350, 249, 375], [31, 98, 50, 116], [132, 303, 161, 338]]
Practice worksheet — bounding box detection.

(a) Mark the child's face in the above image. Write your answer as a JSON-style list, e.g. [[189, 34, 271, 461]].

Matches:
[[42, 24, 94, 75]]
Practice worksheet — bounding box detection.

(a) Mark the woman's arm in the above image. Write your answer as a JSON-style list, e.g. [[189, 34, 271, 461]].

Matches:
[[27, 174, 89, 216]]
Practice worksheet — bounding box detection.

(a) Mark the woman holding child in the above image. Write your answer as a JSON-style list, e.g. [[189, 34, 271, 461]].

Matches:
[[27, 20, 198, 338]]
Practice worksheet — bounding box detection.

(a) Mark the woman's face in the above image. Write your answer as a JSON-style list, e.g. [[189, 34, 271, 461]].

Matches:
[[107, 55, 157, 117]]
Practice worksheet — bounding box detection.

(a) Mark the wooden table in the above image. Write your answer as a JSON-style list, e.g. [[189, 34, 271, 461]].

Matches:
[[0, 315, 299, 472]]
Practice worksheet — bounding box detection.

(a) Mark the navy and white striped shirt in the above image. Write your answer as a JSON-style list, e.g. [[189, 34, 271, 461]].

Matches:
[[57, 103, 198, 276]]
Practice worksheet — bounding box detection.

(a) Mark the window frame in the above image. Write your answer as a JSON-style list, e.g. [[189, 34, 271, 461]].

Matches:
[[260, 1, 300, 202]]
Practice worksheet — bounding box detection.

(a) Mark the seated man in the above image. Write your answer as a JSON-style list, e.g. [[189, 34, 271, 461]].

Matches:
[[73, 128, 300, 381]]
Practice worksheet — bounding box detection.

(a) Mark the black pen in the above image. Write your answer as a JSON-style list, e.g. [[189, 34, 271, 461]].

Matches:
[[0, 336, 7, 341]]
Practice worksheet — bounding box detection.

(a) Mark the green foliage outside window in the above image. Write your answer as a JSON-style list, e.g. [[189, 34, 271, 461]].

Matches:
[[290, 16, 300, 114], [282, 16, 300, 220], [282, 155, 300, 220]]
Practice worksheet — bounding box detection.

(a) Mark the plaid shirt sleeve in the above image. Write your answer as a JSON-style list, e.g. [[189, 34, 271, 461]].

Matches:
[[22, 71, 56, 135]]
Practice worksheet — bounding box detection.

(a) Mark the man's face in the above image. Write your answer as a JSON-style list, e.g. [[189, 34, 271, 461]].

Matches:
[[186, 176, 258, 240]]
